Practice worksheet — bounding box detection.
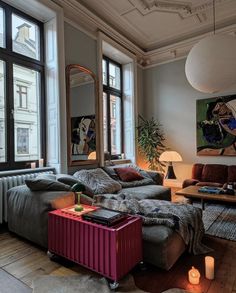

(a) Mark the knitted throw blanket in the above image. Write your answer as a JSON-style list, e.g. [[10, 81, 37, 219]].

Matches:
[[94, 195, 211, 255]]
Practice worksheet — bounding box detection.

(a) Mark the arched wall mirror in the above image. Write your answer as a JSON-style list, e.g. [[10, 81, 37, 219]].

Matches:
[[66, 64, 99, 166]]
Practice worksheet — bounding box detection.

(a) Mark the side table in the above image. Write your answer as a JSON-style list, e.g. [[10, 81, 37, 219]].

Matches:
[[164, 179, 185, 203], [48, 205, 142, 288]]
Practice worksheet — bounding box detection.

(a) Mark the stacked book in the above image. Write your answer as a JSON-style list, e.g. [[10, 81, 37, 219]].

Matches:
[[198, 186, 223, 194]]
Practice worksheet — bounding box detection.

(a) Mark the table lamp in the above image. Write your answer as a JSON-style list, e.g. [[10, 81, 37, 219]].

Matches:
[[159, 151, 182, 179]]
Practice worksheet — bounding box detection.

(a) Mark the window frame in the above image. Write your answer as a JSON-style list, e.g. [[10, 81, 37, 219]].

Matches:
[[0, 0, 45, 170], [103, 56, 123, 157]]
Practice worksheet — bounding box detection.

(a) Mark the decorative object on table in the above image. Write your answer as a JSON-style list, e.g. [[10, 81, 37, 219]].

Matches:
[[159, 151, 182, 179], [224, 183, 235, 195], [205, 256, 215, 280], [196, 95, 236, 156], [198, 186, 224, 194], [32, 274, 147, 293], [188, 266, 200, 285], [71, 114, 96, 158], [185, 0, 236, 94], [61, 204, 95, 217], [71, 182, 86, 204], [137, 115, 165, 172]]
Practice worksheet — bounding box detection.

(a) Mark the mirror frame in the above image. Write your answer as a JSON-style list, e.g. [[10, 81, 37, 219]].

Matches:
[[66, 64, 100, 166]]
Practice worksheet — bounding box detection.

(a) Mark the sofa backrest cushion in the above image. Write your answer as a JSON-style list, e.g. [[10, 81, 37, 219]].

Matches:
[[25, 178, 71, 191], [201, 164, 228, 184], [73, 168, 122, 195], [228, 165, 236, 182], [114, 167, 144, 182], [192, 164, 204, 180]]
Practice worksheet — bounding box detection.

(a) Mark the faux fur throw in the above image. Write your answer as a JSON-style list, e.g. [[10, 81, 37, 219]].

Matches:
[[94, 195, 211, 255]]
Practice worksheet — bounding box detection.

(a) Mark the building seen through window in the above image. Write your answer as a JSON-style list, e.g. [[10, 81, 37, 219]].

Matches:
[[0, 1, 44, 169], [102, 57, 122, 157]]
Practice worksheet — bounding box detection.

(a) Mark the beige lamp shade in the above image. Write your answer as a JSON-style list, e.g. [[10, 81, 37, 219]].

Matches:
[[88, 151, 96, 160], [159, 151, 182, 162], [185, 34, 236, 93]]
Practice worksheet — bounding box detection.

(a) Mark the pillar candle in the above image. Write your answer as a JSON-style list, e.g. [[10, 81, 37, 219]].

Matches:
[[31, 162, 36, 169], [188, 266, 200, 285], [39, 158, 44, 168], [205, 256, 214, 280]]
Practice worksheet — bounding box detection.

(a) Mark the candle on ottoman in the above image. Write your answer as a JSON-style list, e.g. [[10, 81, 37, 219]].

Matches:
[[205, 256, 215, 280], [188, 266, 200, 285]]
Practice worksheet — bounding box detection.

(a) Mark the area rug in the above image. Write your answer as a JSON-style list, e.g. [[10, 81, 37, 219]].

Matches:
[[33, 274, 148, 293], [161, 288, 190, 293], [194, 202, 236, 241]]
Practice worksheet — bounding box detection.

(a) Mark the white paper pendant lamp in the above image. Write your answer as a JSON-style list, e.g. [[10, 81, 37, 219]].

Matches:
[[185, 34, 236, 93]]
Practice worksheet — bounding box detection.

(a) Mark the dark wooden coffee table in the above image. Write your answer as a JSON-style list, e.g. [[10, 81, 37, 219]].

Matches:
[[176, 185, 236, 210]]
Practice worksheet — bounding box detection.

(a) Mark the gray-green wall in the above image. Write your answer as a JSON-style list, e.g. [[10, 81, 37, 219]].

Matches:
[[143, 58, 236, 179], [64, 23, 98, 173]]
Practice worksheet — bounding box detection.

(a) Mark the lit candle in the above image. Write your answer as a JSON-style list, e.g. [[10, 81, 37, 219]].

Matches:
[[205, 256, 214, 280], [188, 266, 200, 285], [31, 162, 36, 169], [39, 158, 44, 168]]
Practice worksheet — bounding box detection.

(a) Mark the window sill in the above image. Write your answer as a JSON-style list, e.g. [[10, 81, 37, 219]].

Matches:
[[105, 159, 131, 166], [0, 167, 55, 178]]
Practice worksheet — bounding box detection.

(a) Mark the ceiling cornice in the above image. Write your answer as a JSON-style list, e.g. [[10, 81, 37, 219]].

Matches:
[[53, 0, 236, 68]]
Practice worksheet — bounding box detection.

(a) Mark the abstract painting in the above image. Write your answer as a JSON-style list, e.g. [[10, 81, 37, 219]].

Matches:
[[71, 115, 96, 157], [197, 95, 236, 156]]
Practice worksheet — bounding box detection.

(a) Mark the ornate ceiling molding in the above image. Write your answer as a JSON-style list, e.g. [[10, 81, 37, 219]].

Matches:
[[54, 0, 236, 68]]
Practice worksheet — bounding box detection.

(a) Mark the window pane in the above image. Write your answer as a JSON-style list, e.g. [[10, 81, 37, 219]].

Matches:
[[13, 64, 41, 161], [0, 60, 6, 162], [103, 92, 108, 153], [110, 95, 121, 155], [0, 7, 5, 48], [12, 14, 40, 60], [109, 63, 121, 90], [102, 59, 107, 85]]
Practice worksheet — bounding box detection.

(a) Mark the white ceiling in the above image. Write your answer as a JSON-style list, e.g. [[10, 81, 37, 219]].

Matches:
[[77, 0, 236, 51]]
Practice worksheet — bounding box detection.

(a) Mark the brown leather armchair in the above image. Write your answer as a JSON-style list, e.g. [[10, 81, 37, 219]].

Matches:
[[182, 163, 236, 188]]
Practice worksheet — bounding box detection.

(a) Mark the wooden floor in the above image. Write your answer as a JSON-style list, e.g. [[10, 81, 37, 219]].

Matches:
[[1, 226, 236, 293]]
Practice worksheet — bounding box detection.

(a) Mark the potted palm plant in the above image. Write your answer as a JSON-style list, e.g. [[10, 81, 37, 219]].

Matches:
[[137, 116, 166, 172]]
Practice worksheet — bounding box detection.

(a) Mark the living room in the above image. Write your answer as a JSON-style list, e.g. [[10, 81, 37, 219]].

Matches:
[[0, 0, 236, 292]]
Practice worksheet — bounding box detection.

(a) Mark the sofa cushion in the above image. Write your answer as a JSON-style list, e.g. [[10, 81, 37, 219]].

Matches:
[[201, 164, 228, 184], [142, 225, 185, 270], [73, 168, 122, 195], [192, 164, 204, 180], [103, 164, 154, 188], [114, 167, 144, 182], [228, 165, 236, 182], [56, 174, 78, 186], [118, 185, 171, 201], [25, 178, 71, 191]]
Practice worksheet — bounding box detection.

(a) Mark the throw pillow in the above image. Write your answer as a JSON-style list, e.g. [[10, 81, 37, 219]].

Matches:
[[73, 168, 122, 195], [25, 178, 71, 191], [114, 167, 144, 182]]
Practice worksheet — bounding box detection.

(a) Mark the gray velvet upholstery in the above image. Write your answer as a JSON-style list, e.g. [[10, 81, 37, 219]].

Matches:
[[142, 225, 186, 270], [7, 185, 74, 248]]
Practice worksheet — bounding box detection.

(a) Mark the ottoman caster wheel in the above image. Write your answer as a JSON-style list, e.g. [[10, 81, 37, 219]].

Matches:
[[109, 281, 119, 290], [139, 261, 147, 271], [47, 250, 56, 260]]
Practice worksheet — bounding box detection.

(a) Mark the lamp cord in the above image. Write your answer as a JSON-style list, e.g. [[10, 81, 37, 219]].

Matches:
[[213, 0, 216, 35]]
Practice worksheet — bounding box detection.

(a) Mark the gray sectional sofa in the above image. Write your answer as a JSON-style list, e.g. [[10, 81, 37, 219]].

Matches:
[[7, 164, 186, 270]]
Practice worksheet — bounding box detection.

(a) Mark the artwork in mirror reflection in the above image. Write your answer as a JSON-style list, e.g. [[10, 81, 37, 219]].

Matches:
[[71, 115, 96, 160], [70, 68, 96, 161]]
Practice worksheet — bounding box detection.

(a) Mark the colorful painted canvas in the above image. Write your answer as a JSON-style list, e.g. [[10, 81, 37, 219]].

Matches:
[[197, 95, 236, 156], [71, 115, 96, 157]]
